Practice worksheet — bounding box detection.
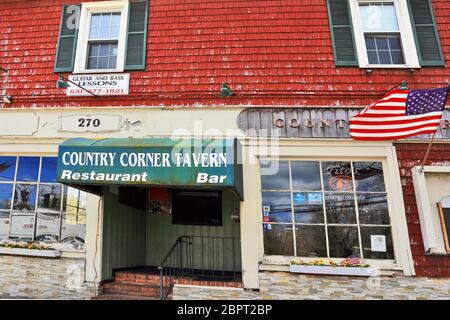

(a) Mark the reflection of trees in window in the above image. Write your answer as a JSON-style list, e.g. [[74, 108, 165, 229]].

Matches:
[[38, 185, 62, 213], [0, 156, 87, 244], [13, 184, 37, 211], [64, 187, 87, 224]]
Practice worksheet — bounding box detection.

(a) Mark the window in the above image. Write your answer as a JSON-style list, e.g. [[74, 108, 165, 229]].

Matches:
[[86, 13, 121, 70], [327, 0, 444, 68], [261, 160, 394, 260], [172, 190, 222, 226], [359, 3, 404, 64], [54, 0, 149, 73], [0, 156, 87, 245], [412, 166, 450, 254], [349, 0, 419, 68], [73, 1, 129, 73]]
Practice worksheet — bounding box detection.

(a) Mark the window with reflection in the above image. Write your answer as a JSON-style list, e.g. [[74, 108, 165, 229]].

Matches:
[[0, 156, 87, 245], [260, 160, 394, 260]]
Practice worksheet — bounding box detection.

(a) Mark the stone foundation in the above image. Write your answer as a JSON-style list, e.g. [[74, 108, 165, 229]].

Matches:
[[0, 254, 98, 299], [172, 271, 450, 300]]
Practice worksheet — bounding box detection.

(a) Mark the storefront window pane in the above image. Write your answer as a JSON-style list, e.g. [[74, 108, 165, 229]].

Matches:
[[263, 224, 294, 256], [327, 226, 360, 258], [261, 192, 292, 223], [291, 161, 321, 191], [325, 193, 356, 224], [0, 212, 10, 238], [35, 212, 60, 242], [0, 157, 17, 181], [0, 184, 13, 209], [260, 160, 392, 260], [360, 226, 394, 260], [354, 162, 386, 192], [293, 192, 324, 223], [295, 225, 327, 257], [38, 185, 62, 213], [357, 194, 390, 225], [40, 157, 58, 183], [13, 184, 37, 211], [260, 160, 290, 190], [16, 157, 40, 182], [9, 211, 34, 239], [322, 162, 354, 192]]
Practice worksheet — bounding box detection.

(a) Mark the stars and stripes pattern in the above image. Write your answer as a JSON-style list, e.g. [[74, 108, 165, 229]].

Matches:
[[350, 86, 449, 141], [340, 254, 361, 266]]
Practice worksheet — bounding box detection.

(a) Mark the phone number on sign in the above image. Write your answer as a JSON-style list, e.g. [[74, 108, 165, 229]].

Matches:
[[67, 88, 127, 95]]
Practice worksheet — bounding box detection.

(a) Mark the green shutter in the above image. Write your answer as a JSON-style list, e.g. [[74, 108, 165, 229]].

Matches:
[[408, 0, 444, 66], [326, 0, 358, 66], [125, 0, 149, 70], [54, 4, 81, 73]]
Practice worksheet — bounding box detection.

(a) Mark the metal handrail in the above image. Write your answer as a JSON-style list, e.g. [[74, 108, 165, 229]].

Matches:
[[158, 236, 187, 300], [158, 235, 241, 300]]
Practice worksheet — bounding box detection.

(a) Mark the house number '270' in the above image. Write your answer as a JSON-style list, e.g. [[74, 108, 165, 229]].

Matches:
[[78, 118, 101, 128]]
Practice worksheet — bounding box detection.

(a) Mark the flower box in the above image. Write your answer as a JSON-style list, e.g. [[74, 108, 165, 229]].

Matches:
[[289, 264, 378, 277], [0, 247, 60, 258]]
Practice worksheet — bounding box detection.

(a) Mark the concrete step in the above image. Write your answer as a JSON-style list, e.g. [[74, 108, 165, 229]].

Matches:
[[92, 294, 159, 300]]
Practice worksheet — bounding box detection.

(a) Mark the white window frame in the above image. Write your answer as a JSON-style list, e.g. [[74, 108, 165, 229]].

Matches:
[[73, 0, 129, 74], [260, 158, 398, 269], [348, 0, 420, 69], [247, 140, 415, 276], [412, 166, 450, 255]]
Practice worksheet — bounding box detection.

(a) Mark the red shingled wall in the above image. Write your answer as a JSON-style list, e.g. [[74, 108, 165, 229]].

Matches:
[[0, 0, 449, 108], [395, 143, 450, 277]]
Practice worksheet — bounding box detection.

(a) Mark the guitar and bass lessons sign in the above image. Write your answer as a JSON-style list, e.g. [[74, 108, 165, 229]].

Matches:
[[56, 138, 243, 199]]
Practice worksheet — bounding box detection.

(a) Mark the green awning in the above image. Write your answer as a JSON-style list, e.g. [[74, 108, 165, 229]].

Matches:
[[56, 137, 243, 200]]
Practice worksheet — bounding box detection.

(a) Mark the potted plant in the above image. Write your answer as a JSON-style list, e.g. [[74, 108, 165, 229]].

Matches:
[[289, 258, 378, 277]]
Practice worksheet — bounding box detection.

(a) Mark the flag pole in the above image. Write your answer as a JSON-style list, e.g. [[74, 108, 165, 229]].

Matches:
[[419, 84, 449, 172], [419, 130, 437, 172]]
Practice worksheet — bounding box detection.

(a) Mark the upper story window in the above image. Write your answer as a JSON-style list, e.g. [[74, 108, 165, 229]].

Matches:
[[54, 0, 148, 74], [74, 2, 129, 73], [350, 0, 419, 68], [359, 2, 404, 65], [326, 0, 444, 68], [86, 13, 121, 70]]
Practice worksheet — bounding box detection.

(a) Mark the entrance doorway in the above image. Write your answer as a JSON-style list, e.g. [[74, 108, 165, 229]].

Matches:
[[99, 185, 242, 298]]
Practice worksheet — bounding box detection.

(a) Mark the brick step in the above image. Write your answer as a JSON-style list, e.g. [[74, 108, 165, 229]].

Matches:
[[114, 271, 161, 284], [102, 282, 161, 298], [92, 294, 159, 300], [114, 276, 161, 285]]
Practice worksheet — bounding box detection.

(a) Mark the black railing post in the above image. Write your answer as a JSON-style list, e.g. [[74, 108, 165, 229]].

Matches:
[[158, 266, 163, 300]]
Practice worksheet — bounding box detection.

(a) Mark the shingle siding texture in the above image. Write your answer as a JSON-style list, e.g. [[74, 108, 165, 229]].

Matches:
[[0, 0, 449, 108], [395, 143, 450, 278]]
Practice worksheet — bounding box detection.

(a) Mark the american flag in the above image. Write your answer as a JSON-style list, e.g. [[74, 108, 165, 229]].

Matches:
[[340, 254, 361, 266], [350, 86, 449, 140]]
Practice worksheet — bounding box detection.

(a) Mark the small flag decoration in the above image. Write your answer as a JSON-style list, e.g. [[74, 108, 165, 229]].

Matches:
[[340, 254, 361, 267], [350, 86, 449, 140]]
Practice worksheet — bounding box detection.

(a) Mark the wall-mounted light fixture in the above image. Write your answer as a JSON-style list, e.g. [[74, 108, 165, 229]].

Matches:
[[1, 95, 11, 104], [219, 83, 233, 98], [56, 75, 98, 97], [400, 81, 408, 90]]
